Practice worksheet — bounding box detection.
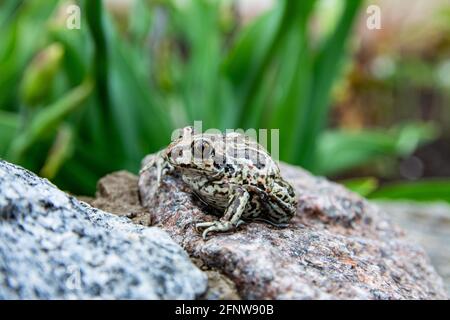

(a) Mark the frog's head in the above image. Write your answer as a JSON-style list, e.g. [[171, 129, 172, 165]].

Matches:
[[165, 126, 225, 177]]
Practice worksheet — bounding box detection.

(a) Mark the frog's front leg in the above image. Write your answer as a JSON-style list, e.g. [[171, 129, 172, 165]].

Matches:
[[140, 150, 173, 198], [196, 187, 250, 239]]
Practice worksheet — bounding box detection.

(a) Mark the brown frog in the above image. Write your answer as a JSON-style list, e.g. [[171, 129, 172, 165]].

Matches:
[[141, 126, 297, 239]]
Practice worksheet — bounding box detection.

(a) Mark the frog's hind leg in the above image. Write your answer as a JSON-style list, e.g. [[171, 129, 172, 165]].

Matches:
[[196, 187, 250, 239]]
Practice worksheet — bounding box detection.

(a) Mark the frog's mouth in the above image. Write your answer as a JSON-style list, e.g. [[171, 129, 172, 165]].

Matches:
[[175, 164, 224, 179]]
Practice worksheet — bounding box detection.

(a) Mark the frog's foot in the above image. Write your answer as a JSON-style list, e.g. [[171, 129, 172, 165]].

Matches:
[[140, 152, 172, 182], [235, 219, 246, 228], [195, 220, 245, 240], [196, 186, 250, 240], [140, 151, 173, 198]]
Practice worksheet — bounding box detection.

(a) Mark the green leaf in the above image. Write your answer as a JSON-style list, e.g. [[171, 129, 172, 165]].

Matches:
[[0, 110, 19, 155], [7, 78, 93, 162], [269, 11, 313, 159], [340, 177, 379, 197], [316, 122, 438, 176], [0, 0, 21, 29], [40, 124, 74, 179], [169, 0, 223, 128], [369, 180, 450, 203], [54, 157, 101, 196], [49, 25, 90, 86], [233, 1, 316, 129], [290, 0, 362, 170], [85, 0, 111, 114], [108, 21, 172, 160], [223, 4, 283, 92], [20, 43, 65, 107], [0, 0, 60, 109]]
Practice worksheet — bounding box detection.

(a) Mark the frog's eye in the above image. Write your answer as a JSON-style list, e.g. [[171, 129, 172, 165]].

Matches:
[[193, 139, 214, 159]]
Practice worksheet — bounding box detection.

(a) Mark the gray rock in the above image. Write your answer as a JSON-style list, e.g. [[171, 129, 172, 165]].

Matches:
[[378, 201, 450, 297], [0, 160, 207, 299], [137, 154, 447, 299]]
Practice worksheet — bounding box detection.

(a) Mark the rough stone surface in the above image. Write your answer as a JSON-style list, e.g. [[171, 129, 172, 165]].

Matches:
[[88, 173, 241, 300], [379, 201, 450, 296], [0, 160, 207, 299], [90, 170, 151, 226], [192, 258, 241, 300], [135, 154, 447, 300]]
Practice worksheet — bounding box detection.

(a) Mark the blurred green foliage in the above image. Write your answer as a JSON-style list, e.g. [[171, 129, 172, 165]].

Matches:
[[369, 179, 450, 203], [0, 0, 444, 199]]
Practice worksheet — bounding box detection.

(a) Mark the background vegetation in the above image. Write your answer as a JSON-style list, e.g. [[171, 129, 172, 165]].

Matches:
[[0, 0, 449, 201]]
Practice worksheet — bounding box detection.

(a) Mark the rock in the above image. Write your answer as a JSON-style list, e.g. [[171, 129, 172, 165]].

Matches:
[[88, 170, 151, 226], [0, 160, 207, 299], [91, 172, 241, 300], [135, 154, 447, 299], [378, 201, 450, 297], [191, 258, 241, 300]]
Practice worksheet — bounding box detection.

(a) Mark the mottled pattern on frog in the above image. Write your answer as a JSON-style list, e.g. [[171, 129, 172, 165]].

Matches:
[[141, 126, 297, 239]]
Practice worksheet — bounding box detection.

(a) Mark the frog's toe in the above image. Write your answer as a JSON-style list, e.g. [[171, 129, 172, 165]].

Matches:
[[202, 227, 214, 240], [235, 219, 246, 228], [195, 221, 215, 232], [202, 225, 222, 240], [201, 221, 234, 239]]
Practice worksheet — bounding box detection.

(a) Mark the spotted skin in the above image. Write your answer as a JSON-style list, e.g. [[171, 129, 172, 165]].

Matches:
[[141, 126, 297, 239]]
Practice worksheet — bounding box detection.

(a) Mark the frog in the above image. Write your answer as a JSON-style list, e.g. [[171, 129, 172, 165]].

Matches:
[[140, 126, 297, 239]]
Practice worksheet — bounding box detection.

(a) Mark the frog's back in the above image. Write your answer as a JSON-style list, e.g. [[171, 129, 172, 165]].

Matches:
[[216, 133, 295, 221], [222, 133, 280, 181]]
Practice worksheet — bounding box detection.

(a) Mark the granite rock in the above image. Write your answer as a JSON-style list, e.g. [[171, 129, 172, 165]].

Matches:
[[0, 160, 207, 299], [379, 201, 450, 297], [136, 154, 447, 299]]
